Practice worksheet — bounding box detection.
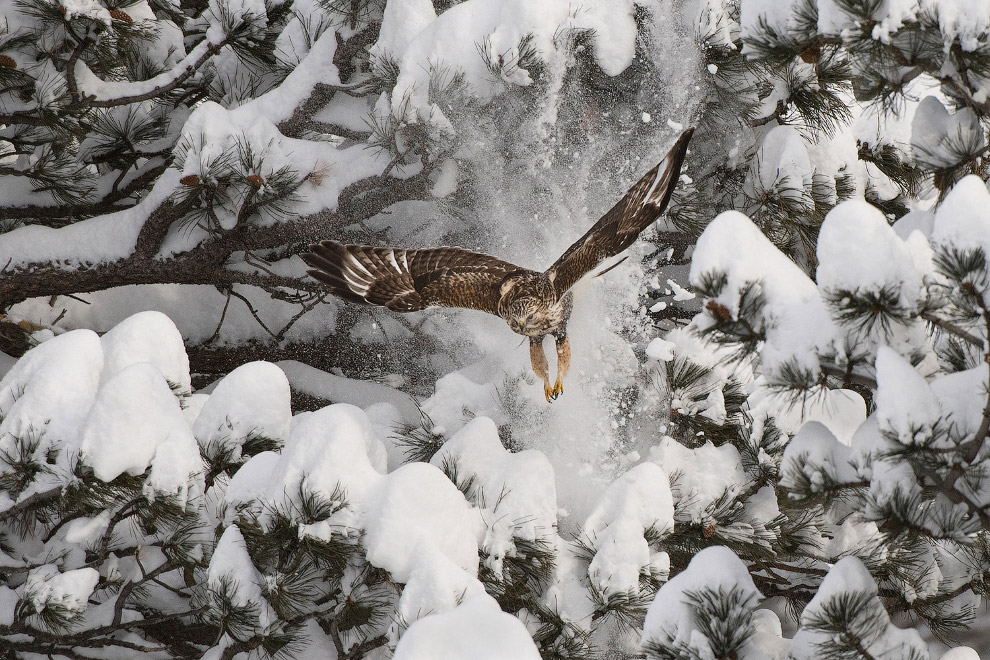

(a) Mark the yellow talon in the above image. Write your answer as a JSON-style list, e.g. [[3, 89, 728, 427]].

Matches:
[[544, 381, 564, 402]]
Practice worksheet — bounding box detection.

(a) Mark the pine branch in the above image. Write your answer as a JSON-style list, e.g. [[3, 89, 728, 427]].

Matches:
[[0, 486, 62, 524], [0, 166, 432, 312], [83, 38, 228, 108]]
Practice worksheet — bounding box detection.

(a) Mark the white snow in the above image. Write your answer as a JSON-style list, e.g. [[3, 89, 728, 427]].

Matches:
[[645, 337, 676, 362], [874, 346, 942, 446], [912, 96, 987, 169], [276, 360, 421, 427], [642, 546, 762, 654], [750, 384, 866, 446], [649, 436, 746, 524], [430, 417, 557, 576], [370, 0, 437, 64], [193, 361, 291, 460], [266, 403, 384, 531], [363, 461, 482, 582], [0, 170, 182, 268], [0, 586, 17, 626], [79, 362, 200, 504], [23, 565, 100, 615], [749, 126, 814, 198], [931, 175, 990, 293], [100, 311, 190, 393], [817, 200, 929, 313], [393, 593, 541, 660], [789, 557, 927, 660], [690, 211, 818, 323], [207, 525, 274, 629], [61, 0, 111, 25], [388, 0, 646, 128], [581, 462, 673, 597], [0, 329, 104, 496], [63, 511, 112, 545], [780, 421, 856, 494]]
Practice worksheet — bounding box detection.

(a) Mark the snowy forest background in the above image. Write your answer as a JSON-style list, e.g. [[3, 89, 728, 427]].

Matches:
[[1, 0, 990, 658]]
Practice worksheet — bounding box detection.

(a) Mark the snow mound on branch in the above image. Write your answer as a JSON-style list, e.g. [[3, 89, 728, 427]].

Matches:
[[79, 362, 200, 504], [371, 0, 437, 63], [393, 593, 541, 660], [817, 200, 930, 310], [223, 450, 280, 520], [23, 565, 100, 614], [641, 546, 762, 654], [276, 360, 421, 428], [388, 0, 650, 126], [920, 0, 990, 53], [193, 361, 291, 460], [430, 417, 557, 575], [364, 461, 483, 580], [739, 0, 803, 44], [421, 372, 507, 435], [0, 330, 103, 497], [690, 211, 818, 322], [208, 525, 275, 629], [748, 126, 814, 196], [789, 557, 927, 660], [874, 347, 941, 446], [223, 403, 485, 623], [938, 648, 981, 660], [911, 96, 987, 169], [100, 311, 190, 393], [817, 0, 917, 42], [931, 367, 990, 439], [0, 587, 16, 626], [363, 463, 484, 624], [61, 0, 112, 25], [580, 462, 673, 597], [931, 175, 990, 271], [780, 421, 855, 493], [691, 211, 840, 384], [266, 404, 384, 530], [648, 436, 746, 524], [750, 384, 866, 446]]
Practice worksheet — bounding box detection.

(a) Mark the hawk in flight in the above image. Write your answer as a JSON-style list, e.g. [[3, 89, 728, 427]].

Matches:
[[303, 128, 693, 401]]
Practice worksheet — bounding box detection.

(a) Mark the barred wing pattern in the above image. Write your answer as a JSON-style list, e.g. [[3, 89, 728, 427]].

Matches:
[[301, 241, 525, 315], [545, 128, 693, 297]]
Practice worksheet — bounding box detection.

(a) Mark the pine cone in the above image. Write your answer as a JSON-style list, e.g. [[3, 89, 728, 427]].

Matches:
[[0, 55, 15, 69], [109, 9, 133, 23], [706, 300, 733, 322], [180, 174, 201, 187]]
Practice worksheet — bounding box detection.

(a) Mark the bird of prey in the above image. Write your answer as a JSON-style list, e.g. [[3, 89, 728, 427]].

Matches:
[[302, 128, 693, 402]]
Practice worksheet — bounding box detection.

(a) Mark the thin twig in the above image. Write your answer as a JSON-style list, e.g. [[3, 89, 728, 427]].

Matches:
[[228, 287, 277, 338], [922, 311, 986, 348]]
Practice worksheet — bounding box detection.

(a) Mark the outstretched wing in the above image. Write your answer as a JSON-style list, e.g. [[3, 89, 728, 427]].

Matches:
[[545, 128, 693, 297], [301, 241, 524, 315]]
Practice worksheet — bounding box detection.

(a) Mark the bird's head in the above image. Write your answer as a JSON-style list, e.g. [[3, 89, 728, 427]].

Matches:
[[507, 298, 547, 335], [499, 273, 559, 336]]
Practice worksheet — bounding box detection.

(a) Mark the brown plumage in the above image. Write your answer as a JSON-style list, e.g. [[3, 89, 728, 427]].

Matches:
[[302, 128, 693, 401]]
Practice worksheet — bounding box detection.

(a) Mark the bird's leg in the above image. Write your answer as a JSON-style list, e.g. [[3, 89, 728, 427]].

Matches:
[[552, 333, 570, 399], [530, 337, 556, 402]]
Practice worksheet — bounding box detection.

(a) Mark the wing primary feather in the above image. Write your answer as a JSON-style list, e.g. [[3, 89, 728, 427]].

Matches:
[[545, 127, 694, 297]]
